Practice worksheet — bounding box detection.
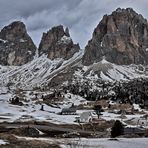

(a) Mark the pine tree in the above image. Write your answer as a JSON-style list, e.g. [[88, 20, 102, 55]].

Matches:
[[111, 120, 124, 138]]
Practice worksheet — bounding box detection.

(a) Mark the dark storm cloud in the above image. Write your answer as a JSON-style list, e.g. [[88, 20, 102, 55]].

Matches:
[[0, 0, 148, 48]]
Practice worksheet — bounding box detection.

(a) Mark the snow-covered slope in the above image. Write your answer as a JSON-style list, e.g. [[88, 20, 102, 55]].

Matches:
[[0, 52, 148, 90], [75, 59, 148, 82], [0, 50, 83, 90]]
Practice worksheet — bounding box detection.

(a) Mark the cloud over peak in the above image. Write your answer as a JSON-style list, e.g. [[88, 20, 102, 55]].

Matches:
[[0, 0, 147, 48]]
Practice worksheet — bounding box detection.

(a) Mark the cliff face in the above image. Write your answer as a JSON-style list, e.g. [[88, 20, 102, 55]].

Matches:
[[82, 8, 148, 66], [0, 21, 36, 66], [38, 25, 80, 60]]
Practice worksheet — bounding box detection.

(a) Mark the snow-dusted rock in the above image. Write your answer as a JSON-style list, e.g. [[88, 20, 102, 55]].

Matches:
[[38, 25, 80, 60], [0, 21, 36, 66]]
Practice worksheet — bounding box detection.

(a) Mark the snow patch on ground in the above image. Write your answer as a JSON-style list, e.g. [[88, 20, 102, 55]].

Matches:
[[61, 138, 148, 148], [0, 38, 8, 43], [133, 104, 142, 112], [0, 139, 8, 145]]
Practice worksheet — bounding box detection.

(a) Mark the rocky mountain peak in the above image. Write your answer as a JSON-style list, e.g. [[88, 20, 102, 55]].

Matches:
[[38, 25, 80, 60], [0, 21, 36, 66], [82, 8, 148, 66], [65, 27, 70, 37], [0, 21, 26, 41]]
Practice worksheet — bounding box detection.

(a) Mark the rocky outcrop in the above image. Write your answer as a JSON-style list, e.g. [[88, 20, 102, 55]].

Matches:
[[38, 25, 80, 60], [83, 8, 148, 65], [0, 21, 36, 66]]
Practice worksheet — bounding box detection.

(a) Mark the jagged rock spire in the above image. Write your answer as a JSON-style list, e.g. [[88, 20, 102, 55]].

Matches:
[[38, 25, 80, 60], [0, 21, 36, 66]]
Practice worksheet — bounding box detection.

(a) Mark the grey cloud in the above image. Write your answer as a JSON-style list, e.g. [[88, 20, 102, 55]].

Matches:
[[0, 0, 148, 48]]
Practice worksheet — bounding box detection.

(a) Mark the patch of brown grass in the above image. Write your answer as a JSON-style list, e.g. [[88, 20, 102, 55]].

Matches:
[[0, 133, 61, 148]]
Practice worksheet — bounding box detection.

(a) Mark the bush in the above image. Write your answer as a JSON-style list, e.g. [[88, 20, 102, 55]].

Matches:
[[111, 120, 124, 138]]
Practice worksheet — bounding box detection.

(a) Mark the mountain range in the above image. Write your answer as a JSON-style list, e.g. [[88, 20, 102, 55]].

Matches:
[[0, 8, 148, 90]]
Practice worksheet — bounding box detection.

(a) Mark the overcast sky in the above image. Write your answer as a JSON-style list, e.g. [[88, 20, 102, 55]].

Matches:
[[0, 0, 148, 48]]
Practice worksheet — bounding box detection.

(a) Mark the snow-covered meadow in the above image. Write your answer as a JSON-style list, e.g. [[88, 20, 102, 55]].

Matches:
[[0, 92, 88, 124]]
